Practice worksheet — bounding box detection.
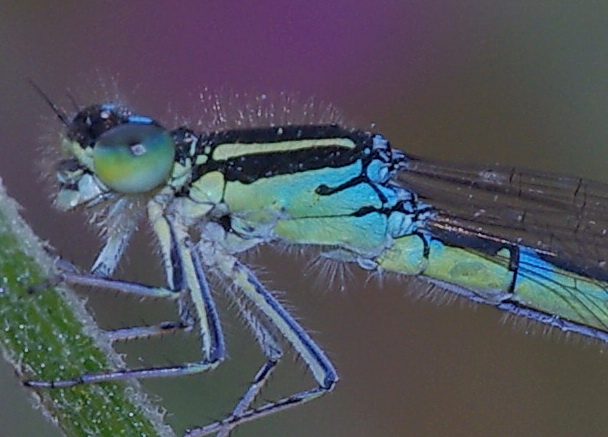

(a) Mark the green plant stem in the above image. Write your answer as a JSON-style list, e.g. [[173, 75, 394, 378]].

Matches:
[[0, 178, 175, 437]]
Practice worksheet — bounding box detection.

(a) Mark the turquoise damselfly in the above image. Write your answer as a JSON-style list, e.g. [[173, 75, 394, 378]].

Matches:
[[24, 90, 608, 436]]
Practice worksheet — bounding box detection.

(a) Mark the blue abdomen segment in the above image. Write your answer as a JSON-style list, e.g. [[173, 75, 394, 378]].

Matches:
[[513, 249, 608, 332], [376, 233, 608, 336]]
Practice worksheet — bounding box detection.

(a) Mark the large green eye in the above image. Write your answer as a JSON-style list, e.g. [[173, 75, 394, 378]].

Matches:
[[93, 123, 175, 194]]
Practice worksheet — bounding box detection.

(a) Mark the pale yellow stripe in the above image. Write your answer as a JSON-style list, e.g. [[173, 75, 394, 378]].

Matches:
[[212, 137, 356, 161]]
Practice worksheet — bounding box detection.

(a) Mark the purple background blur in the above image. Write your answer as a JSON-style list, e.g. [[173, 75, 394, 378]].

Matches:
[[2, 2, 608, 436]]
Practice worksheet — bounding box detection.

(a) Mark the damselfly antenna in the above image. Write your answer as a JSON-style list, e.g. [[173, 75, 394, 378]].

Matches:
[[28, 79, 70, 128]]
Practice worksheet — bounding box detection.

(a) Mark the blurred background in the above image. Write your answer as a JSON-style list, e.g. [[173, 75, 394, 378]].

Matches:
[[2, 2, 608, 436]]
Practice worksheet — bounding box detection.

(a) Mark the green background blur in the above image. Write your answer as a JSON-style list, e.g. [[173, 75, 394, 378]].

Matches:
[[2, 2, 608, 436]]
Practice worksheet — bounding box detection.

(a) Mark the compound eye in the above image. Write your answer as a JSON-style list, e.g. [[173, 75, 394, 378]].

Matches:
[[93, 123, 175, 194]]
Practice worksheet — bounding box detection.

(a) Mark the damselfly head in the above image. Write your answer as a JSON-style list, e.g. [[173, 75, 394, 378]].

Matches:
[[52, 103, 176, 210]]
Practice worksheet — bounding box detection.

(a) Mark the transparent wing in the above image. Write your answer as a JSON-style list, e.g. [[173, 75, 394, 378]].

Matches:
[[395, 154, 608, 281]]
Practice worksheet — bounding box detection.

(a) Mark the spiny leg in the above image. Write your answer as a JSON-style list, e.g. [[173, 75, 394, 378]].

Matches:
[[43, 207, 197, 338], [225, 294, 283, 414], [105, 320, 192, 342], [187, 288, 282, 437], [58, 260, 179, 299], [25, 213, 226, 388], [185, 252, 338, 436], [89, 196, 139, 278], [50, 258, 197, 342], [212, 361, 278, 437], [104, 293, 197, 342], [206, 286, 284, 437]]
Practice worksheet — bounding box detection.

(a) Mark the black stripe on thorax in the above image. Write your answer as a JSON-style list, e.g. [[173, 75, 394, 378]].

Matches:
[[190, 124, 374, 185]]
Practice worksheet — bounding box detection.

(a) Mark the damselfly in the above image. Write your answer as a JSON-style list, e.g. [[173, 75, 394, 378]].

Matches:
[[25, 89, 608, 436]]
